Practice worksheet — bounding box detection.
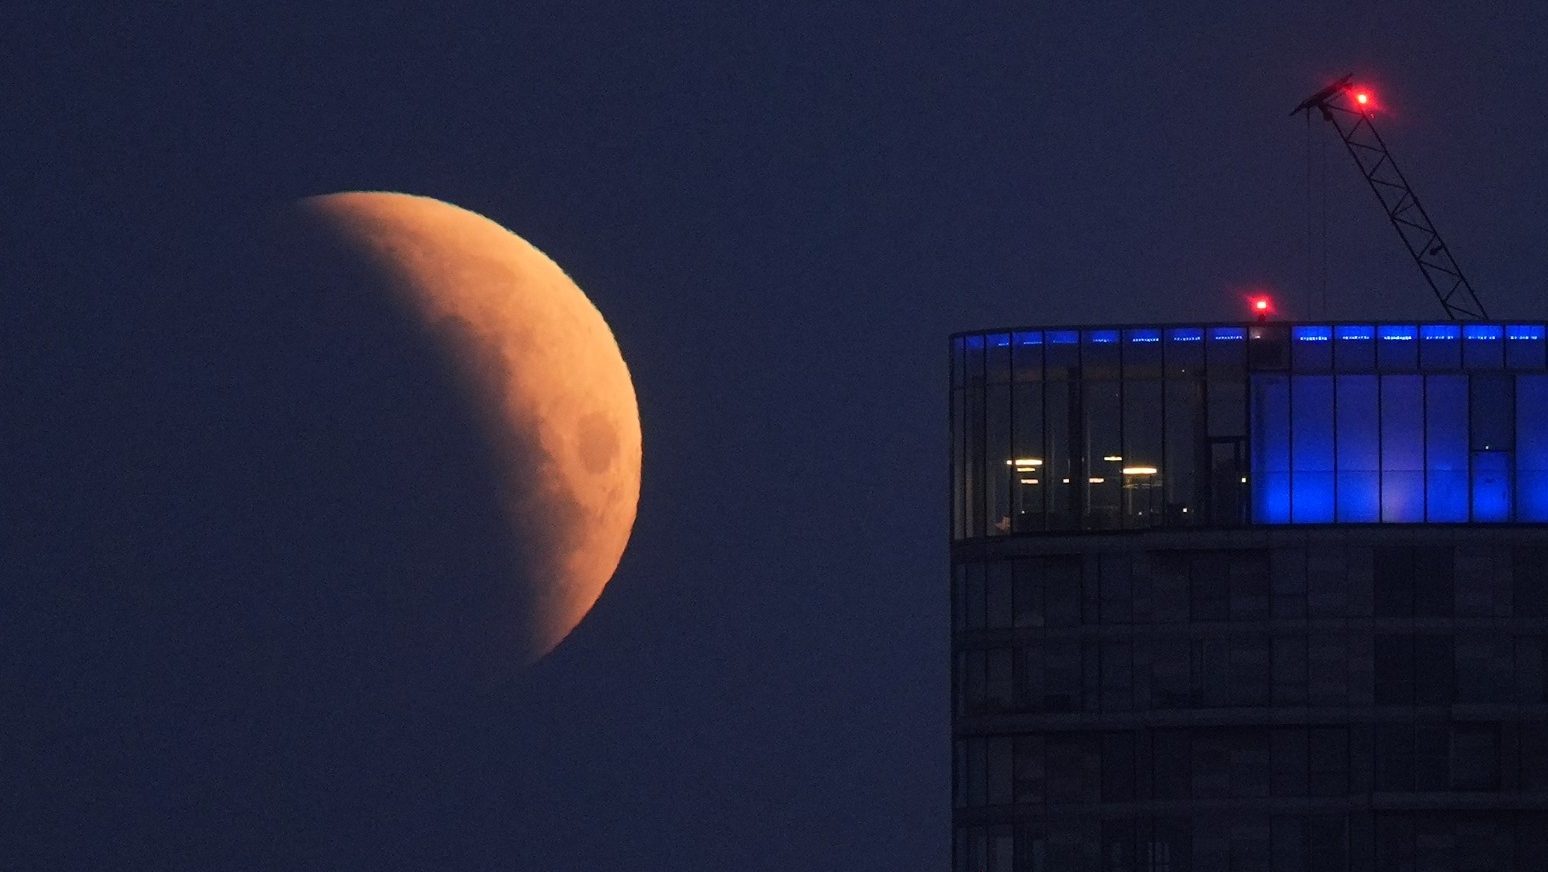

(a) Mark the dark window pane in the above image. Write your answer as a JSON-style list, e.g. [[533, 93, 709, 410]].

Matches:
[[965, 562, 987, 628], [1413, 636, 1454, 704], [1013, 735, 1044, 804], [1373, 547, 1414, 617], [1271, 727, 1308, 796], [987, 736, 1012, 805], [1229, 636, 1271, 706], [1153, 729, 1191, 799], [1044, 558, 1082, 626], [1151, 637, 1191, 709], [1191, 552, 1229, 621], [1375, 723, 1415, 791], [1308, 727, 1348, 796], [1230, 551, 1271, 620], [1415, 725, 1450, 790], [1413, 547, 1454, 617], [1102, 732, 1136, 802], [1012, 558, 1044, 628], [1101, 641, 1133, 711], [1272, 635, 1308, 706], [1375, 634, 1413, 705], [1099, 553, 1132, 624], [986, 561, 1012, 628], [1451, 724, 1499, 790]]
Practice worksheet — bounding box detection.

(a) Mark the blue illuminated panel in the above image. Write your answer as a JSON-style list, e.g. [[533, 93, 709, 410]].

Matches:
[[1290, 376, 1334, 522], [1252, 376, 1291, 523], [1425, 376, 1469, 522], [1335, 375, 1380, 522], [1380, 375, 1425, 522], [1519, 374, 1548, 521]]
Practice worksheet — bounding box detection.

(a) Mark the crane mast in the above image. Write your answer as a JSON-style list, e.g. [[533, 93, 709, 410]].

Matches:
[[1292, 74, 1488, 320]]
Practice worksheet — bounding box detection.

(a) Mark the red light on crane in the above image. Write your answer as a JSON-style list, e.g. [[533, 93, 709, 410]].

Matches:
[[1250, 296, 1272, 321], [1355, 91, 1369, 105]]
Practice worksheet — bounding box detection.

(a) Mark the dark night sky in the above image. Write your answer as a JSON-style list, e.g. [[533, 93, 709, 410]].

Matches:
[[7, 2, 1548, 869]]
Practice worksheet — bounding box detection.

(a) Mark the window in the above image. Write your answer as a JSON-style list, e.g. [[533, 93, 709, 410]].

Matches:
[[1012, 735, 1044, 804], [1375, 634, 1413, 705], [1190, 552, 1230, 621], [1012, 558, 1044, 627], [1102, 732, 1137, 802], [1307, 634, 1348, 706], [986, 561, 1012, 628], [1229, 636, 1271, 707], [1044, 558, 1082, 626], [1101, 642, 1133, 711], [986, 737, 1012, 805], [1308, 727, 1348, 796], [1271, 727, 1308, 796], [1451, 724, 1499, 791], [1152, 729, 1191, 800], [1272, 635, 1308, 706]]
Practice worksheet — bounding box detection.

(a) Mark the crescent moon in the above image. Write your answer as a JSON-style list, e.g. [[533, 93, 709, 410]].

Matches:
[[297, 192, 641, 664]]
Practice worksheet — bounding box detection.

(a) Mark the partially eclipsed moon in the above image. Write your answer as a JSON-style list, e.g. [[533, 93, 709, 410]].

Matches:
[[296, 192, 641, 664]]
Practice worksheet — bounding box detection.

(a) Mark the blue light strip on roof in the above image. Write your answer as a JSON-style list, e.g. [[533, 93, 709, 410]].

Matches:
[[1015, 331, 1043, 345], [1510, 325, 1545, 341], [1127, 329, 1161, 343], [1089, 330, 1119, 344], [965, 335, 984, 349], [1464, 324, 1503, 341], [1210, 327, 1246, 341], [1421, 324, 1460, 340], [1293, 326, 1331, 342], [1168, 328, 1203, 342], [1379, 326, 1416, 341], [1048, 330, 1078, 345], [1336, 326, 1373, 340]]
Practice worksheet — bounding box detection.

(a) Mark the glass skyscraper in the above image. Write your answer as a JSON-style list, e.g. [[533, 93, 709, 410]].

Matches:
[[950, 322, 1548, 871]]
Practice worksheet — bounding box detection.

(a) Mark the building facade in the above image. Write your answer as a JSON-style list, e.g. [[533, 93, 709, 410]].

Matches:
[[950, 322, 1548, 871]]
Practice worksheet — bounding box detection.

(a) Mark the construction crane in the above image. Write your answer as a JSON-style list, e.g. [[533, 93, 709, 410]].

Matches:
[[1292, 74, 1488, 320]]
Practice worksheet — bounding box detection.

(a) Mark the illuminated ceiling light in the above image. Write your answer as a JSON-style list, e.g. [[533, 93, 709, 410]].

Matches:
[[1241, 477, 1248, 483], [1062, 478, 1070, 483], [1121, 466, 1158, 475], [1019, 478, 1040, 485], [1102, 455, 1123, 462], [1088, 477, 1106, 484], [1010, 457, 1043, 467]]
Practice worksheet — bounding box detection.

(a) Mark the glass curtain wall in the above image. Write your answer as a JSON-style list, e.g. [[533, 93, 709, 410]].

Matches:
[[951, 323, 1548, 538]]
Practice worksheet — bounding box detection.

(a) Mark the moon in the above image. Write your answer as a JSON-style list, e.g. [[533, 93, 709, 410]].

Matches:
[[295, 191, 641, 665]]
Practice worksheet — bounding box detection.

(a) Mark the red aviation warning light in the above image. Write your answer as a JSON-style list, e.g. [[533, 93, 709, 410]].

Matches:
[[1250, 295, 1272, 322], [1352, 88, 1372, 109]]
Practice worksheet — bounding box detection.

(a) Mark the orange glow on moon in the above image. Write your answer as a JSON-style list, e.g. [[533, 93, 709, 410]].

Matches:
[[297, 192, 641, 664]]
